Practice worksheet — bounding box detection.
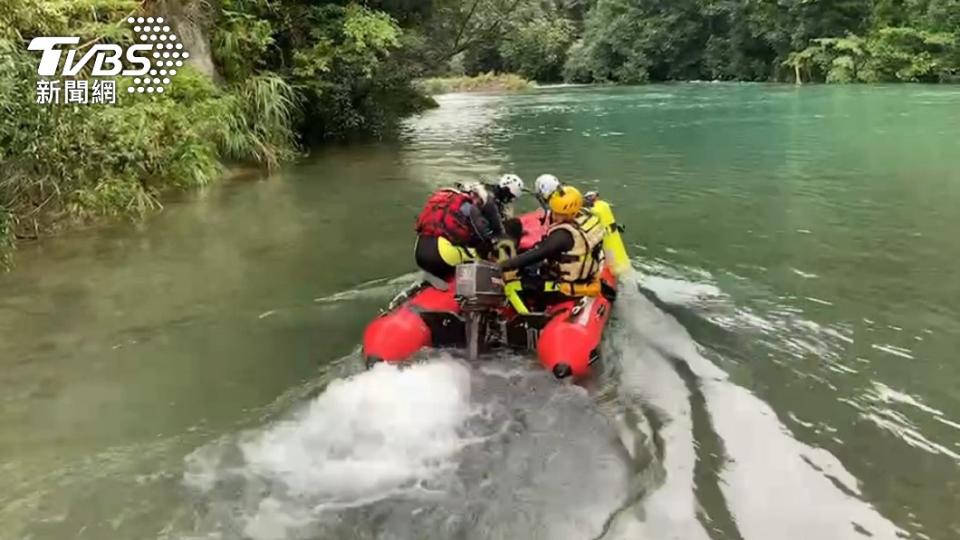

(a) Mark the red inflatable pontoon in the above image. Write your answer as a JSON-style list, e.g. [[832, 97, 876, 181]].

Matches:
[[362, 209, 616, 379]]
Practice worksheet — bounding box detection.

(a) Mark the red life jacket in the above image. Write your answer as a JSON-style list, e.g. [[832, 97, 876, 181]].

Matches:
[[415, 189, 476, 244]]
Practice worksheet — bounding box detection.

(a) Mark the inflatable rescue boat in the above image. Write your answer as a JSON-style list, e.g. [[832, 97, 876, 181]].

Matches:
[[362, 200, 629, 379]]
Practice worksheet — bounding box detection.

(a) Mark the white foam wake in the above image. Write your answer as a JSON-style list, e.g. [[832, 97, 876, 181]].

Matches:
[[185, 358, 475, 540], [612, 271, 906, 540], [600, 273, 712, 540], [241, 360, 472, 501]]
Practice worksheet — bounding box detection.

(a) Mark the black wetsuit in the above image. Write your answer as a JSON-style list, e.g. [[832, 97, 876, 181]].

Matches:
[[414, 236, 453, 280], [500, 228, 576, 310], [500, 228, 575, 272], [470, 196, 506, 239], [486, 184, 517, 219], [415, 195, 507, 280]]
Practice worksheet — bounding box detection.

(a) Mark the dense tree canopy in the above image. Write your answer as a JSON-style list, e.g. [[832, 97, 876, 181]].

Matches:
[[414, 0, 960, 84]]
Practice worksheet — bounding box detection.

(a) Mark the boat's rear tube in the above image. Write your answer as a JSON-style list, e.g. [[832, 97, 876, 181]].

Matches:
[[363, 307, 431, 363], [362, 282, 461, 364], [537, 296, 612, 378]]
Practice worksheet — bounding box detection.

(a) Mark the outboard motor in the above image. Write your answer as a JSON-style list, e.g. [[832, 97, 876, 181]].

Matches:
[[454, 261, 506, 360]]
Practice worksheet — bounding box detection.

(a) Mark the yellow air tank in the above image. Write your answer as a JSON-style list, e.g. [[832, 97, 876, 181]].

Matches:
[[590, 199, 631, 276]]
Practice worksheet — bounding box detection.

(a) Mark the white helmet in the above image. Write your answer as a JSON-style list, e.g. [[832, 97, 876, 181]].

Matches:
[[497, 174, 524, 199], [535, 174, 560, 199]]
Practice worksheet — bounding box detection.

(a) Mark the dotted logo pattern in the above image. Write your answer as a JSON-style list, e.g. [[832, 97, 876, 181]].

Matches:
[[125, 16, 191, 94]]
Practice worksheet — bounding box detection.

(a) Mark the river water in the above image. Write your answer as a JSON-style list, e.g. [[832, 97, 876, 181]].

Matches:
[[2, 84, 959, 540]]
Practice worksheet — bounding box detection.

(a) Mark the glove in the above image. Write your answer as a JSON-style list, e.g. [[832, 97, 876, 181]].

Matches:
[[476, 238, 496, 260], [601, 281, 618, 302], [521, 272, 545, 293]]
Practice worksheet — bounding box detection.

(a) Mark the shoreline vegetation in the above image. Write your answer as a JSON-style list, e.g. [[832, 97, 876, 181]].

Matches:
[[417, 73, 535, 95], [3, 0, 959, 268]]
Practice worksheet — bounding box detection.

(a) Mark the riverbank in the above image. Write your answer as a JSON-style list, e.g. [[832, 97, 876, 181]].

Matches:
[[0, 160, 269, 264], [0, 56, 298, 270], [416, 73, 535, 95], [0, 1, 436, 270]]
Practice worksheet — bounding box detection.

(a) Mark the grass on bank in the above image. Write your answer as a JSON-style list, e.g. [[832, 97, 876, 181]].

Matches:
[[0, 44, 298, 269], [0, 0, 439, 270], [0, 0, 302, 270], [416, 72, 535, 95]]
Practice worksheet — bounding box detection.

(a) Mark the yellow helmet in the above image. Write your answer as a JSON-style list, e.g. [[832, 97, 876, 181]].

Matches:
[[549, 185, 583, 217]]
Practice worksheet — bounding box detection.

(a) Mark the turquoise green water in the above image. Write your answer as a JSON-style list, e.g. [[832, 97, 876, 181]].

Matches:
[[1, 84, 959, 539]]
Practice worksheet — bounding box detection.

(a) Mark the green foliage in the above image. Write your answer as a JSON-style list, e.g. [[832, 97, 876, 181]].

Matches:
[[0, 204, 13, 268], [501, 17, 575, 81], [420, 0, 535, 67], [289, 4, 409, 140], [564, 0, 960, 83], [343, 4, 401, 54], [417, 72, 533, 94], [0, 0, 302, 268], [0, 0, 139, 41], [208, 1, 424, 141], [783, 30, 958, 83], [409, 0, 592, 80], [461, 42, 506, 77], [784, 36, 866, 83], [562, 0, 705, 83], [286, 3, 401, 81], [213, 3, 276, 81], [1, 0, 451, 266], [862, 28, 958, 82], [220, 75, 298, 167], [561, 39, 591, 82]]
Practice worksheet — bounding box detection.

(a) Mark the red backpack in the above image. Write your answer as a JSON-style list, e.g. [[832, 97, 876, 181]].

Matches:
[[415, 189, 475, 244]]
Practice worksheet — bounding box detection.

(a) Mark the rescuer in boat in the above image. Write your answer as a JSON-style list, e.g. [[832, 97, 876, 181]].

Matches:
[[534, 174, 562, 210], [532, 173, 632, 278], [492, 174, 524, 219], [499, 185, 610, 307], [414, 175, 525, 282], [535, 173, 600, 213]]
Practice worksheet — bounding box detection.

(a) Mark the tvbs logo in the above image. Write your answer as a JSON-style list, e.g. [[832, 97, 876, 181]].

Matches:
[[28, 16, 190, 105]]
